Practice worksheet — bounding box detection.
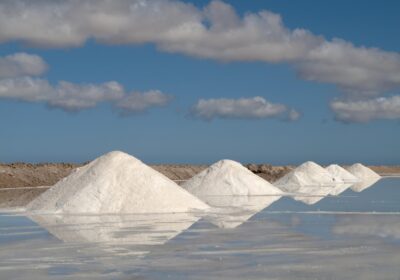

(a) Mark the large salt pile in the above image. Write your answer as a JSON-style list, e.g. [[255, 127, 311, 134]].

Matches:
[[182, 159, 283, 196], [274, 161, 335, 192], [326, 164, 360, 183], [27, 151, 209, 214], [346, 163, 381, 181]]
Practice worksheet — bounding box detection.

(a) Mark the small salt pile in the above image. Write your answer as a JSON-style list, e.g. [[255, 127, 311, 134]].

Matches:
[[182, 160, 283, 196], [346, 163, 381, 181], [274, 161, 335, 192], [27, 151, 209, 214], [326, 164, 360, 183]]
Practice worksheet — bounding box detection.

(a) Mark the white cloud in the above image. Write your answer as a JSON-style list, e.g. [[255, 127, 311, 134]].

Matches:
[[330, 95, 400, 123], [0, 53, 47, 78], [114, 90, 173, 114], [190, 96, 299, 121], [296, 40, 400, 96], [0, 77, 125, 111], [0, 76, 173, 113]]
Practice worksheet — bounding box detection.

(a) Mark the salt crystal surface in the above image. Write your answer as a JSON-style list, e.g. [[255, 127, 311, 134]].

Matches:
[[346, 163, 381, 181], [182, 159, 283, 196], [326, 164, 360, 183], [27, 151, 209, 214], [274, 161, 335, 192]]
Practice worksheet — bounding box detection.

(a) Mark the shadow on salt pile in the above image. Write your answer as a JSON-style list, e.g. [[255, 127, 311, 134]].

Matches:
[[199, 195, 282, 228]]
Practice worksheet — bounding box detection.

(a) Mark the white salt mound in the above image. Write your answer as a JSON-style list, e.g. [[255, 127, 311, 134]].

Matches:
[[346, 163, 381, 181], [274, 161, 335, 192], [326, 164, 360, 183], [182, 159, 283, 196], [27, 151, 209, 214]]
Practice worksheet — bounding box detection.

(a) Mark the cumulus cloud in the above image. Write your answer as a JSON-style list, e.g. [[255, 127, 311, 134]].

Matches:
[[330, 95, 400, 123], [0, 77, 172, 112], [0, 53, 47, 78], [296, 40, 400, 96], [190, 96, 299, 121], [114, 90, 173, 114]]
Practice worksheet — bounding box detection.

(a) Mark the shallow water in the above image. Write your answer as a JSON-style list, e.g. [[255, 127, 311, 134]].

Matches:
[[1, 178, 400, 279]]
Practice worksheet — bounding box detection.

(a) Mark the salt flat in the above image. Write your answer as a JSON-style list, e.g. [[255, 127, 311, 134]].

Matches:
[[1, 178, 400, 280]]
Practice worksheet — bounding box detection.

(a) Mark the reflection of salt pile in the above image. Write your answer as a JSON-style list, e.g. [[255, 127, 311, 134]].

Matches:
[[30, 213, 199, 246], [182, 160, 283, 196], [274, 161, 334, 192], [351, 178, 380, 192], [326, 164, 360, 183], [27, 151, 209, 213], [346, 163, 381, 181], [292, 185, 334, 205], [202, 195, 281, 228]]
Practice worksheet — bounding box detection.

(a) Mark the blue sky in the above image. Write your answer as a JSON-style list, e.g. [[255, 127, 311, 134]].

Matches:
[[0, 0, 399, 164]]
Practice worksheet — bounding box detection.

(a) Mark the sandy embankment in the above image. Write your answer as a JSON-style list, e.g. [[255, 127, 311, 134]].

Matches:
[[0, 162, 398, 207]]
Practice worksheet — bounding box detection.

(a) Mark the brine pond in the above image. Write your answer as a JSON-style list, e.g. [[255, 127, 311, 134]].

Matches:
[[1, 178, 400, 279]]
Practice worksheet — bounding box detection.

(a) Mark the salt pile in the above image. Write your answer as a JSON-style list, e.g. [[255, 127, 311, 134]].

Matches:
[[346, 163, 381, 181], [182, 159, 283, 196], [274, 161, 335, 192], [326, 164, 360, 183], [27, 151, 209, 213]]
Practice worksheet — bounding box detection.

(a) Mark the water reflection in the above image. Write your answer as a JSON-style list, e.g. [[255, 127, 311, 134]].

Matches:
[[1, 177, 397, 280], [351, 178, 380, 192], [28, 213, 200, 255], [199, 195, 281, 228], [292, 185, 335, 205], [333, 214, 400, 239]]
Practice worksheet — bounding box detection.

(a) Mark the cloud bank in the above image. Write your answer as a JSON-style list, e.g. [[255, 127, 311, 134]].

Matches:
[[330, 96, 400, 123], [191, 96, 300, 121], [0, 0, 399, 99]]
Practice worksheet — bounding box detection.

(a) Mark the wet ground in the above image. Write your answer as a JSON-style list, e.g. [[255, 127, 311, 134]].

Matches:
[[1, 178, 400, 279]]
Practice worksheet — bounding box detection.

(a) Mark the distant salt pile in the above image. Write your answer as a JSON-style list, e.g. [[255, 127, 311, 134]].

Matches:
[[346, 163, 381, 181], [326, 164, 360, 183], [274, 161, 335, 192], [27, 151, 209, 214], [182, 160, 283, 196]]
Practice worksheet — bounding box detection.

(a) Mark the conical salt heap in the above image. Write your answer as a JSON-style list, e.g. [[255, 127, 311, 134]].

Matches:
[[182, 160, 283, 196], [27, 151, 209, 213], [326, 164, 360, 183], [274, 161, 335, 192], [346, 163, 381, 181]]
